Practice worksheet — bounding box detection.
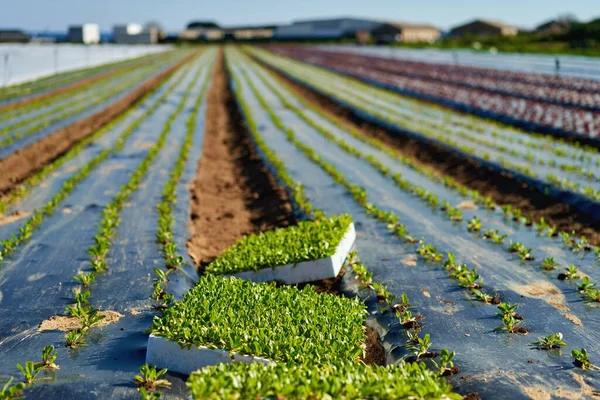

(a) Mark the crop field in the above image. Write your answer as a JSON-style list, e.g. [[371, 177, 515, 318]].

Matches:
[[1, 44, 600, 399]]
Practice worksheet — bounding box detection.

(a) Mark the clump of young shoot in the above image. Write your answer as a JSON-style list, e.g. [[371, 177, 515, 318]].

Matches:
[[416, 240, 443, 263], [508, 241, 534, 261], [471, 289, 498, 304], [397, 310, 418, 328], [65, 330, 86, 349], [532, 333, 566, 350], [572, 348, 599, 370], [433, 348, 457, 376], [457, 269, 483, 289], [16, 362, 47, 385], [406, 333, 432, 359], [392, 292, 411, 314], [578, 277, 596, 292], [482, 229, 507, 244], [541, 257, 559, 271], [496, 302, 522, 319], [35, 345, 59, 370], [585, 288, 600, 303], [558, 265, 580, 281], [0, 377, 25, 399], [495, 315, 527, 334], [134, 364, 171, 392], [466, 216, 481, 232], [572, 236, 593, 252], [74, 271, 96, 287]]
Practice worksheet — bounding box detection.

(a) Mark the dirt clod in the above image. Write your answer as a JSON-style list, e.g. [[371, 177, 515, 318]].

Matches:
[[38, 310, 123, 332]]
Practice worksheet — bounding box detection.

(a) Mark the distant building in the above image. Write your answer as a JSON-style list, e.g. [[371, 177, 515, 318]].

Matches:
[[113, 24, 158, 44], [371, 22, 441, 43], [0, 29, 29, 43], [449, 19, 518, 38], [274, 18, 382, 40], [535, 18, 575, 35], [180, 22, 275, 41], [226, 25, 276, 40], [68, 24, 100, 44]]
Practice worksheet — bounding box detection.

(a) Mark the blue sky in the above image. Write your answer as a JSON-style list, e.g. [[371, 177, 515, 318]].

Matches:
[[2, 0, 598, 32]]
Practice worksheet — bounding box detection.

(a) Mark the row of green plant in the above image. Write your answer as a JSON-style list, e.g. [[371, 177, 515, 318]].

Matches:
[[139, 56, 214, 399], [186, 360, 460, 400], [0, 65, 184, 215], [205, 215, 352, 275], [62, 58, 208, 349], [152, 53, 214, 311], [237, 52, 600, 372], [0, 51, 183, 126], [248, 49, 600, 278], [0, 345, 59, 399], [0, 58, 195, 264], [0, 62, 163, 139], [0, 50, 181, 104], [251, 47, 600, 168], [0, 63, 167, 149], [256, 53, 600, 202]]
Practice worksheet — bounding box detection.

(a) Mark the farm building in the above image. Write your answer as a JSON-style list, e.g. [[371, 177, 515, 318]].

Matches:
[[274, 18, 382, 40], [535, 18, 576, 35], [226, 25, 276, 40], [449, 19, 518, 38], [180, 22, 275, 41], [370, 22, 441, 43], [113, 24, 159, 44], [67, 24, 100, 44], [0, 29, 29, 43]]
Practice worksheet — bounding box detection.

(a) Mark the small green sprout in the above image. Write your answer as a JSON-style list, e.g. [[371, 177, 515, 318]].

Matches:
[[16, 362, 46, 384], [0, 378, 25, 400], [397, 310, 417, 327], [578, 277, 596, 292], [572, 236, 593, 252], [406, 333, 432, 359], [585, 288, 600, 303], [416, 241, 443, 263], [134, 364, 171, 392], [433, 348, 456, 376], [532, 333, 566, 350], [467, 216, 481, 232], [541, 257, 559, 271], [496, 302, 520, 319], [559, 265, 580, 281], [495, 315, 527, 334], [471, 289, 498, 304], [74, 271, 96, 287], [482, 229, 507, 244], [572, 348, 598, 370], [458, 269, 483, 289], [35, 345, 59, 370], [65, 330, 86, 349]]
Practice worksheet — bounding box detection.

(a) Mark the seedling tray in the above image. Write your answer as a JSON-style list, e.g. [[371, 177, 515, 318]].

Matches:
[[145, 334, 270, 375], [230, 222, 355, 284]]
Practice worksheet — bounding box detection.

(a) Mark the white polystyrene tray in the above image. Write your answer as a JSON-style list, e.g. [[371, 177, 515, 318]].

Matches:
[[230, 223, 356, 284], [145, 334, 269, 375]]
